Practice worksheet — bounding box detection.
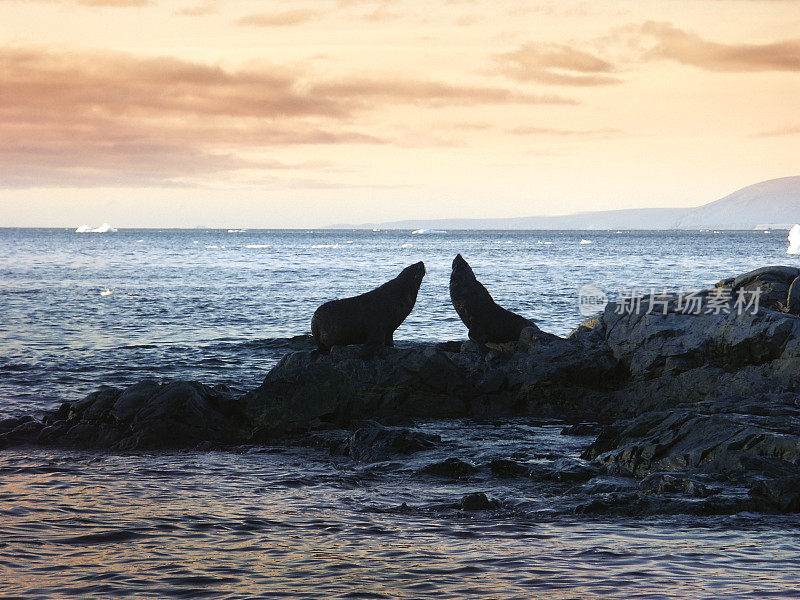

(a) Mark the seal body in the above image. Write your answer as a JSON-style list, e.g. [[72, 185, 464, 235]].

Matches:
[[311, 262, 426, 354], [449, 254, 538, 345]]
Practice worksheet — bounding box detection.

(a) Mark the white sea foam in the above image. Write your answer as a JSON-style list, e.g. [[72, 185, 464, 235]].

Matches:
[[787, 225, 800, 254], [312, 244, 339, 249], [245, 244, 272, 249], [227, 229, 247, 233], [401, 243, 413, 248], [76, 223, 117, 233], [411, 229, 447, 235], [205, 245, 219, 249], [580, 239, 592, 245], [100, 288, 113, 296], [136, 239, 144, 243], [346, 241, 354, 244]]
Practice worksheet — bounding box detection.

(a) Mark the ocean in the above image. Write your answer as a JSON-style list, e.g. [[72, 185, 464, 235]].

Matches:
[[1, 227, 798, 599]]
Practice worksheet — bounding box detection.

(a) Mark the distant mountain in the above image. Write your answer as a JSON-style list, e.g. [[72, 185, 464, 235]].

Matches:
[[331, 176, 800, 230], [673, 177, 800, 230]]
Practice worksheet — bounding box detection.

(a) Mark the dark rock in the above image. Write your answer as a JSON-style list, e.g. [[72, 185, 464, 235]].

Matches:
[[458, 492, 498, 511], [347, 422, 440, 462], [121, 381, 245, 450], [0, 415, 34, 433], [110, 380, 161, 422], [416, 458, 478, 478], [3, 420, 45, 444], [550, 458, 601, 482], [560, 423, 603, 436], [639, 472, 712, 497], [489, 458, 529, 478], [750, 475, 800, 512]]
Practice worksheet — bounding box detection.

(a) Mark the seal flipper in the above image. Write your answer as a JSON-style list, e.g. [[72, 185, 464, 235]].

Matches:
[[468, 327, 490, 356], [359, 327, 386, 359]]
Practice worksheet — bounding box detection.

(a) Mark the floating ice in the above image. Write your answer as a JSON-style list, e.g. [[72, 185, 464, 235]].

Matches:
[[76, 223, 117, 233], [787, 225, 800, 254], [411, 229, 447, 235]]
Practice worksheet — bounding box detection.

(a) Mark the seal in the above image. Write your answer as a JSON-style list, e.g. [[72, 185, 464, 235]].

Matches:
[[311, 261, 426, 355], [449, 253, 538, 347]]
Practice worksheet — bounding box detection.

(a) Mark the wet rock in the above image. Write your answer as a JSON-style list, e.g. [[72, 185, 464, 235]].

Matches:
[[120, 381, 245, 450], [416, 458, 478, 479], [550, 458, 601, 482], [639, 472, 712, 498], [347, 422, 440, 462], [560, 423, 604, 436], [2, 420, 45, 445], [0, 415, 34, 433], [750, 475, 800, 512], [489, 458, 530, 478], [29, 380, 248, 450], [457, 492, 499, 511], [584, 410, 800, 479], [110, 380, 161, 422]]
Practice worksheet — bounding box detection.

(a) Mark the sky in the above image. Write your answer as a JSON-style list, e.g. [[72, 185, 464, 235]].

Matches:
[[0, 0, 798, 227]]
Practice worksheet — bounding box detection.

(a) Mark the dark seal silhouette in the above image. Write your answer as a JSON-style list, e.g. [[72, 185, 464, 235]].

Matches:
[[450, 254, 538, 347], [311, 261, 426, 355]]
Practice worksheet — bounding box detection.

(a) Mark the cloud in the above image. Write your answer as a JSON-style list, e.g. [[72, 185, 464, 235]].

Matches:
[[492, 43, 622, 86], [0, 46, 572, 187], [508, 126, 622, 137], [235, 9, 318, 27], [174, 2, 217, 16], [750, 124, 800, 137], [309, 77, 576, 105], [638, 21, 800, 71], [0, 0, 152, 5]]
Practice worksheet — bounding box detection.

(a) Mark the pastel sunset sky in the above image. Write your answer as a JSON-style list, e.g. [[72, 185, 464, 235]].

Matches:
[[1, 0, 798, 227]]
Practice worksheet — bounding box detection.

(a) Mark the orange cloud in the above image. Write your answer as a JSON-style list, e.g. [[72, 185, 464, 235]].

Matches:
[[235, 9, 318, 27], [508, 126, 622, 137], [309, 77, 576, 105], [639, 21, 800, 71], [751, 124, 800, 137], [174, 2, 217, 16], [1, 46, 570, 187], [0, 0, 152, 5], [493, 43, 622, 86]]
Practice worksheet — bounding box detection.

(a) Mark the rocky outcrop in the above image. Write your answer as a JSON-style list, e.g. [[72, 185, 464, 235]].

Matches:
[[6, 266, 800, 513], [241, 327, 623, 433], [5, 380, 249, 450]]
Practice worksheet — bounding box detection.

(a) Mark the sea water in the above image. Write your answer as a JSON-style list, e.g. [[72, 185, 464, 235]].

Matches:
[[1, 228, 798, 599]]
